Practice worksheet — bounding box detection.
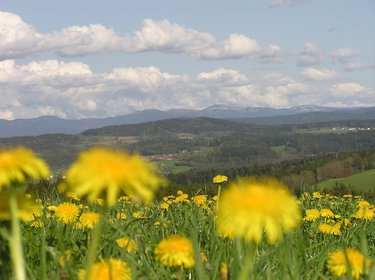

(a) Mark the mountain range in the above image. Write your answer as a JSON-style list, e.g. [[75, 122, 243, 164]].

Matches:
[[1, 105, 374, 137]]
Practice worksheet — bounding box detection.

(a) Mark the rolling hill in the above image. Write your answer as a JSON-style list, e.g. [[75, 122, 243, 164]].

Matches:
[[1, 105, 374, 137]]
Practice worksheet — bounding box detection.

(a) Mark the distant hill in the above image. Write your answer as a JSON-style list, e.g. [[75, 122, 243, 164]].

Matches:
[[1, 116, 375, 174], [82, 117, 251, 136], [234, 107, 375, 125], [0, 105, 374, 137]]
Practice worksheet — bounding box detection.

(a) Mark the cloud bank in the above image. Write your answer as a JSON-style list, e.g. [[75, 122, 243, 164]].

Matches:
[[1, 59, 373, 120], [0, 11, 282, 62]]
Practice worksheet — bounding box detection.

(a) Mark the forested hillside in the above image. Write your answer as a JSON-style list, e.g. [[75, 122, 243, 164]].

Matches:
[[1, 117, 375, 194]]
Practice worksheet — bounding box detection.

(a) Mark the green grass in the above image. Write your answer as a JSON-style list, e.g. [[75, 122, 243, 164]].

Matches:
[[314, 169, 375, 193], [153, 159, 193, 174]]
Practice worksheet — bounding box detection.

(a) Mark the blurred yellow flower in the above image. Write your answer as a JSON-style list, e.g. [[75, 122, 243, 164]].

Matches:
[[132, 211, 142, 218], [78, 258, 131, 280], [58, 250, 72, 268], [60, 147, 166, 205], [47, 205, 57, 212], [327, 248, 372, 279], [116, 237, 137, 253], [116, 212, 127, 220], [0, 147, 50, 190], [0, 193, 42, 222], [220, 262, 229, 280], [66, 191, 80, 201], [79, 212, 100, 229], [304, 209, 320, 222], [312, 192, 323, 199], [155, 236, 195, 268], [217, 177, 301, 244], [159, 202, 170, 210], [357, 200, 370, 208], [352, 208, 374, 220], [213, 175, 228, 184], [200, 252, 208, 263], [55, 202, 79, 224]]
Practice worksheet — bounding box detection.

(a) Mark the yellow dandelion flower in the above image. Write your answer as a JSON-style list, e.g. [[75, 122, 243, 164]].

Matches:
[[192, 195, 207, 206], [132, 211, 142, 218], [213, 175, 228, 184], [116, 212, 127, 220], [155, 236, 195, 268], [318, 223, 332, 234], [79, 212, 100, 229], [78, 258, 131, 280], [154, 221, 161, 227], [220, 262, 229, 280], [357, 200, 371, 208], [21, 207, 42, 222], [327, 248, 372, 279], [312, 192, 323, 199], [343, 194, 352, 198], [330, 223, 341, 235], [159, 202, 170, 210], [60, 147, 166, 205], [217, 177, 301, 244], [320, 208, 334, 218], [47, 205, 57, 212], [200, 252, 208, 263], [173, 194, 189, 204], [352, 208, 374, 220], [0, 193, 42, 222], [318, 223, 341, 235], [342, 218, 351, 227], [58, 250, 72, 268], [118, 195, 130, 202], [304, 209, 320, 222], [30, 220, 43, 227], [55, 202, 79, 224], [116, 237, 137, 253], [0, 147, 50, 190], [177, 190, 184, 195]]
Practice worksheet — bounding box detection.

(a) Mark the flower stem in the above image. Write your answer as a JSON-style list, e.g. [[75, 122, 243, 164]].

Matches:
[[84, 215, 103, 280], [216, 185, 222, 212], [9, 192, 26, 280], [238, 242, 257, 280]]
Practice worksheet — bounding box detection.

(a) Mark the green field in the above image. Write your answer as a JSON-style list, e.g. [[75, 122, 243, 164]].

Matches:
[[314, 169, 375, 193]]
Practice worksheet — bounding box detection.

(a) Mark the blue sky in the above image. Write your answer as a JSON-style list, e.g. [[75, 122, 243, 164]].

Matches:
[[0, 0, 374, 119]]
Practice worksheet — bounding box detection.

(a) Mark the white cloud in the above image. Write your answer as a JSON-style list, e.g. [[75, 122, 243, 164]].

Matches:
[[197, 68, 249, 85], [301, 67, 339, 81], [297, 42, 325, 66], [0, 11, 43, 60], [0, 11, 281, 62], [329, 83, 368, 97], [344, 63, 369, 72], [1, 59, 374, 119], [270, 0, 311, 7], [255, 44, 284, 64], [0, 111, 14, 120], [331, 48, 360, 63]]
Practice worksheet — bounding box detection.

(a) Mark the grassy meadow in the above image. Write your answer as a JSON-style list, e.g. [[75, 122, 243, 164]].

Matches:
[[315, 169, 375, 194], [0, 147, 374, 279]]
